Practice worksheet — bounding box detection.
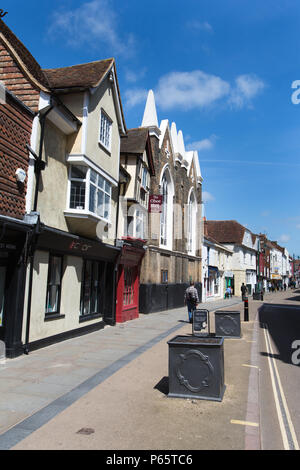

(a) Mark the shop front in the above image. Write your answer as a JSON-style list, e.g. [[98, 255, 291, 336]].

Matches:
[[206, 266, 220, 299], [116, 239, 145, 323], [23, 225, 121, 353], [224, 271, 235, 296], [0, 218, 32, 358]]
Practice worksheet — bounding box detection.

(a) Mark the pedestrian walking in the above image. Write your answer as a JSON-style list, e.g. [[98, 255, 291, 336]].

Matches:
[[241, 282, 248, 300], [184, 281, 199, 323], [225, 286, 231, 298]]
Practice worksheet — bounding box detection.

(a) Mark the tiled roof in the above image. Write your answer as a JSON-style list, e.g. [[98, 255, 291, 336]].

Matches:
[[120, 128, 150, 154], [0, 18, 49, 89], [205, 220, 246, 245], [43, 59, 114, 90], [121, 127, 155, 175]]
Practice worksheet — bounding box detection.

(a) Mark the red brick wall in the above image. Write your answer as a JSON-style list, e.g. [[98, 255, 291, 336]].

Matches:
[[0, 92, 33, 219], [0, 42, 40, 112]]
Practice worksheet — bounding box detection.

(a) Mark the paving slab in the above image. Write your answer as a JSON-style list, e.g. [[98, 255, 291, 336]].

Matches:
[[0, 295, 259, 450]]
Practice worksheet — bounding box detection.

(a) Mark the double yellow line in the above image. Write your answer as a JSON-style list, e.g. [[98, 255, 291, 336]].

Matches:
[[263, 324, 299, 450]]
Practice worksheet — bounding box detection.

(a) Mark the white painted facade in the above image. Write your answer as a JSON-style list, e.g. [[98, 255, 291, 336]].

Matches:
[[202, 238, 233, 302]]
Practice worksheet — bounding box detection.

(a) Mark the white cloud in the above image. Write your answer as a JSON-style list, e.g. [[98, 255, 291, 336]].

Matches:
[[126, 70, 265, 112], [125, 68, 147, 83], [279, 234, 291, 242], [124, 88, 148, 109], [186, 134, 217, 151], [187, 20, 214, 33], [229, 74, 265, 109], [48, 0, 135, 56], [202, 191, 215, 203], [155, 70, 230, 111]]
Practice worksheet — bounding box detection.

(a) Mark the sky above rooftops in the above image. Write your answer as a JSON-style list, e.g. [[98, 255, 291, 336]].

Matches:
[[2, 0, 300, 256]]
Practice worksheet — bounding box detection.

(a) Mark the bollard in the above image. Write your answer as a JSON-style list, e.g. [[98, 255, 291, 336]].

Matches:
[[244, 298, 249, 321]]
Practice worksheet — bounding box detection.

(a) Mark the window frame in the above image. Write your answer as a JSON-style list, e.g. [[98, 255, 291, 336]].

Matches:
[[99, 109, 113, 153], [80, 259, 105, 319], [45, 254, 64, 317], [67, 165, 112, 223]]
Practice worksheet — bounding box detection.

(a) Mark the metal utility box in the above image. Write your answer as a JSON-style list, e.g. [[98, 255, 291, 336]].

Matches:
[[167, 335, 225, 402], [214, 310, 241, 338]]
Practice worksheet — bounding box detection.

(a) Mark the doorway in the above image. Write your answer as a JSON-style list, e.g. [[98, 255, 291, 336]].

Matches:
[[0, 264, 7, 342]]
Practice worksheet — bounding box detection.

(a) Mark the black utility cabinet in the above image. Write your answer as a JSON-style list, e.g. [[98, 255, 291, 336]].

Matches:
[[167, 335, 225, 402], [214, 310, 241, 338]]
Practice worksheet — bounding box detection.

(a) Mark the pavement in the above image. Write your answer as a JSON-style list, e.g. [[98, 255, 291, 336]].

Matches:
[[0, 293, 280, 450]]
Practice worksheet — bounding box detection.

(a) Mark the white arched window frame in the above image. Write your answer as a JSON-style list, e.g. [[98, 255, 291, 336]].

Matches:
[[159, 165, 174, 250], [187, 188, 197, 255]]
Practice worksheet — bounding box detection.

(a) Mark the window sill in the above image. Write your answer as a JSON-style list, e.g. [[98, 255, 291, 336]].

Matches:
[[79, 313, 103, 323], [44, 313, 65, 322], [98, 141, 111, 156], [64, 209, 111, 226]]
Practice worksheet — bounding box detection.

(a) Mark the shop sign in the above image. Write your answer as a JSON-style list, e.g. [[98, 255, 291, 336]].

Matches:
[[148, 195, 163, 213], [0, 243, 16, 251], [69, 241, 92, 252], [271, 274, 281, 280]]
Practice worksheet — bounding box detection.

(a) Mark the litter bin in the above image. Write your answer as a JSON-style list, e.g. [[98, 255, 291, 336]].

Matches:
[[167, 335, 225, 401], [215, 310, 241, 338]]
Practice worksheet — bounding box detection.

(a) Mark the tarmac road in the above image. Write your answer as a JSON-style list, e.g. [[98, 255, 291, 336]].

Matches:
[[257, 290, 300, 450]]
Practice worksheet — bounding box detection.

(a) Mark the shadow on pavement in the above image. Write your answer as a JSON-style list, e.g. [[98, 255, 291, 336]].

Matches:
[[154, 376, 169, 396], [258, 303, 300, 366], [284, 296, 300, 302]]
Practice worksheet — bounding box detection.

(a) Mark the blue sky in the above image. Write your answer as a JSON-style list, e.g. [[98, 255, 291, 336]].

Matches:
[[3, 0, 300, 255]]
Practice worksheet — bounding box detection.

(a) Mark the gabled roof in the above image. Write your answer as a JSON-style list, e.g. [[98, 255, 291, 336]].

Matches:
[[205, 220, 246, 245], [0, 19, 126, 133], [43, 59, 114, 90], [0, 18, 49, 91], [120, 127, 155, 175], [121, 128, 149, 154], [270, 241, 285, 254]]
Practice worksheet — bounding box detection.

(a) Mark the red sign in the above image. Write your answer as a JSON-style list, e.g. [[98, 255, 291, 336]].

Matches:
[[149, 195, 163, 213]]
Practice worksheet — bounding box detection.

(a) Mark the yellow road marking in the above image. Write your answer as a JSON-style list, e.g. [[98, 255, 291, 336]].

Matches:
[[242, 364, 259, 369], [263, 325, 299, 450], [231, 420, 259, 427]]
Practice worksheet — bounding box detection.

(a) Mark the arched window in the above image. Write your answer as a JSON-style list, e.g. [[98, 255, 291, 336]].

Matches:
[[160, 167, 174, 249], [187, 189, 197, 255]]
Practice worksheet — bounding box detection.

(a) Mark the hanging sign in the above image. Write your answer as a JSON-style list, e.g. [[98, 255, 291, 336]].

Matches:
[[148, 195, 163, 213]]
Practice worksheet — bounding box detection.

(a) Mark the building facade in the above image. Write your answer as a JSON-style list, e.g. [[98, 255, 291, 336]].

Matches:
[[205, 220, 259, 297], [137, 91, 203, 313], [201, 231, 233, 302], [0, 18, 127, 355]]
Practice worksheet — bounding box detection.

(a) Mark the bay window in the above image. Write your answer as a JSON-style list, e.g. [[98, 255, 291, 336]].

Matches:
[[68, 165, 112, 222]]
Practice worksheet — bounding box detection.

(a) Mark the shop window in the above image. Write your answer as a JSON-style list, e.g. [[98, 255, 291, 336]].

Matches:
[[81, 260, 105, 316], [161, 270, 168, 284], [124, 267, 135, 306], [0, 266, 6, 327], [45, 255, 63, 315]]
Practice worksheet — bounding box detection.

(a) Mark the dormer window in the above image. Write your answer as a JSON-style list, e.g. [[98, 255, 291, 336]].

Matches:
[[99, 109, 112, 152]]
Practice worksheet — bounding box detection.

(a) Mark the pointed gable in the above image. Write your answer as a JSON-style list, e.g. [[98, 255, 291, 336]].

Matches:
[[0, 18, 49, 111], [159, 121, 176, 166]]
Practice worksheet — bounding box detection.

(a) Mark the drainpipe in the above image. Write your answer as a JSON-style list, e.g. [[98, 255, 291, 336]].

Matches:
[[23, 104, 53, 355]]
